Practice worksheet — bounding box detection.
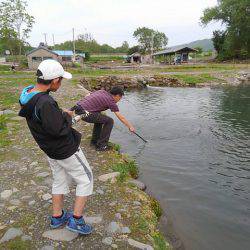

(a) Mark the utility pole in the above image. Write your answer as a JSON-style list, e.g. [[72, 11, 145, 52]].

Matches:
[[52, 34, 55, 47], [43, 33, 47, 45], [72, 28, 76, 62], [150, 33, 154, 64]]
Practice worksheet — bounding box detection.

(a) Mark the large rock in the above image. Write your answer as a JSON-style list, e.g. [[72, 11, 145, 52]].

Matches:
[[10, 116, 23, 121], [0, 228, 23, 243], [29, 161, 38, 167], [102, 237, 113, 245], [42, 193, 52, 201], [84, 216, 102, 224], [107, 221, 121, 234], [1, 110, 16, 115], [10, 199, 21, 206], [42, 228, 78, 241], [0, 190, 13, 200], [121, 227, 131, 234], [21, 235, 32, 241], [98, 172, 120, 182], [37, 172, 50, 178], [40, 246, 55, 250], [128, 179, 146, 191], [127, 238, 153, 250]]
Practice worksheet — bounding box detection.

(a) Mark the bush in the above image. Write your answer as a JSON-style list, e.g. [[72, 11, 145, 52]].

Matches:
[[19, 58, 28, 69], [108, 142, 121, 152], [150, 197, 162, 219], [0, 65, 9, 71], [112, 160, 139, 182], [85, 52, 90, 61]]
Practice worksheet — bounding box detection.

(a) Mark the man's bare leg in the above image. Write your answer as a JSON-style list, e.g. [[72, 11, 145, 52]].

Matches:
[[73, 196, 87, 217], [52, 194, 64, 216]]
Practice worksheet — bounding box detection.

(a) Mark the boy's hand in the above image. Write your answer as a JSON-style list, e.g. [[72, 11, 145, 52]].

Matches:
[[63, 109, 74, 117]]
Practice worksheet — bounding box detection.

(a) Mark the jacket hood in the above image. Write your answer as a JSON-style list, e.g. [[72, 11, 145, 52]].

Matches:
[[19, 87, 47, 118]]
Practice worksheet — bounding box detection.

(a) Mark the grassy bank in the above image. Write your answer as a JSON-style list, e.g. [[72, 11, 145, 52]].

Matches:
[[171, 73, 225, 86]]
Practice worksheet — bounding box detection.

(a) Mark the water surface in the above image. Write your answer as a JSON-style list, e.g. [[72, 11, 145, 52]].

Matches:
[[109, 85, 250, 250]]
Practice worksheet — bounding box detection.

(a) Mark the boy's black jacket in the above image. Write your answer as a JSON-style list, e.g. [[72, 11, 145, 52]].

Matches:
[[19, 92, 81, 160]]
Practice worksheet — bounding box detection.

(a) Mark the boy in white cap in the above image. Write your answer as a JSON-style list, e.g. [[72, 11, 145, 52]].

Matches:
[[19, 59, 93, 235]]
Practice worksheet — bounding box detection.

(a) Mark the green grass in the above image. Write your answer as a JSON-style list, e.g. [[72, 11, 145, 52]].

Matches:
[[0, 70, 34, 75], [70, 68, 140, 77], [0, 77, 36, 88], [88, 55, 124, 62], [172, 73, 222, 86], [112, 160, 139, 182], [155, 63, 242, 72], [152, 232, 170, 250], [108, 142, 121, 152], [0, 92, 18, 108], [35, 176, 44, 183], [15, 213, 36, 227], [0, 236, 32, 250], [131, 215, 150, 234], [69, 62, 246, 78], [0, 65, 10, 71], [0, 114, 21, 148], [150, 197, 163, 219], [0, 115, 10, 147]]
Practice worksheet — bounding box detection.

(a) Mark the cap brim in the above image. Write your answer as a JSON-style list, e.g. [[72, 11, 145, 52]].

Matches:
[[62, 71, 72, 79]]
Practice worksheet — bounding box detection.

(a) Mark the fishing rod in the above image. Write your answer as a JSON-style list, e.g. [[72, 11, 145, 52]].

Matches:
[[133, 131, 148, 143], [72, 113, 148, 143]]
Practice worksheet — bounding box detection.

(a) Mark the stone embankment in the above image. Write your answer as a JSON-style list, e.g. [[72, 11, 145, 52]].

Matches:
[[79, 75, 186, 91]]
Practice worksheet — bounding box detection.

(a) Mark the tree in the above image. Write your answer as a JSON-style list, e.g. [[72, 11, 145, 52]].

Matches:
[[212, 30, 226, 55], [133, 27, 168, 53], [55, 36, 130, 54], [201, 0, 250, 60], [78, 33, 94, 42], [194, 46, 203, 54], [127, 45, 141, 55], [115, 41, 129, 53], [0, 0, 34, 58]]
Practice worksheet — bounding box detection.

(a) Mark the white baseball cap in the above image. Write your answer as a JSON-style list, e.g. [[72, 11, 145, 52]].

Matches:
[[37, 59, 72, 80]]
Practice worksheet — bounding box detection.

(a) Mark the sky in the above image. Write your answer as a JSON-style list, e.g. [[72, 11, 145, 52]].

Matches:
[[26, 0, 223, 48]]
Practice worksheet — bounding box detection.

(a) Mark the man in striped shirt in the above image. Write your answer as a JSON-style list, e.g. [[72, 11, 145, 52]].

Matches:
[[76, 86, 135, 151]]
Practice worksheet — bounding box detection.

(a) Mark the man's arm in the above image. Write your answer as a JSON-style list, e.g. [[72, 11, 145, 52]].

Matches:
[[114, 112, 135, 132]]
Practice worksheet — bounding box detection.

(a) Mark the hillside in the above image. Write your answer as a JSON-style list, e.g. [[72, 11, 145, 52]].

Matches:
[[181, 38, 214, 51]]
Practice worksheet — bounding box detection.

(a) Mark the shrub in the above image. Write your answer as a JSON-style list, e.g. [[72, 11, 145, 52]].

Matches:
[[19, 58, 28, 69], [150, 196, 163, 219], [112, 160, 139, 182]]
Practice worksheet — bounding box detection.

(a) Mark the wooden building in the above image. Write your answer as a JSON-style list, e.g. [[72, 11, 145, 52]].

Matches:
[[27, 44, 85, 69], [126, 53, 152, 64], [27, 45, 59, 69], [153, 45, 197, 64]]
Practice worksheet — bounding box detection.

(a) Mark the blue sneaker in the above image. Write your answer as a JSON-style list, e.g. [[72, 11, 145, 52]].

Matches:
[[50, 210, 69, 229], [66, 216, 93, 235]]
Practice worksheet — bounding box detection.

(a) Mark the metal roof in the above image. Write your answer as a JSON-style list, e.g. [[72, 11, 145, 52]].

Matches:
[[53, 50, 73, 56], [128, 52, 141, 57], [153, 45, 197, 56]]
